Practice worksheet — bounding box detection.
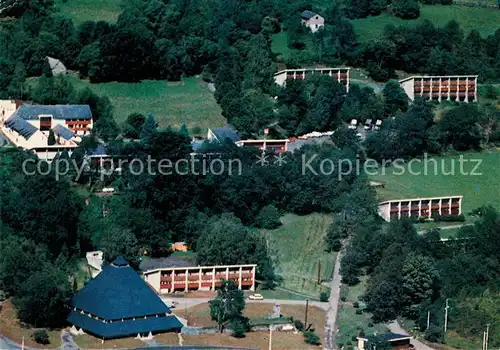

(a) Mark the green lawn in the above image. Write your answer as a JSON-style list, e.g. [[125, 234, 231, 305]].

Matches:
[[54, 0, 122, 25], [352, 5, 500, 43], [66, 76, 225, 133], [337, 277, 388, 347], [262, 213, 335, 298], [369, 150, 500, 215]]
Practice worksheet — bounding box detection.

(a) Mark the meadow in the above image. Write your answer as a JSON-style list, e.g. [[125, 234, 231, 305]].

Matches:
[[351, 5, 500, 43], [66, 76, 225, 133], [262, 213, 335, 298], [54, 0, 122, 25], [369, 150, 500, 215]]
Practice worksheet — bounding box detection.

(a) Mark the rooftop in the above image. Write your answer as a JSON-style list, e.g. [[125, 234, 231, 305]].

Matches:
[[211, 126, 240, 143], [4, 116, 38, 140], [300, 10, 318, 20], [70, 257, 172, 320], [52, 124, 75, 141], [12, 104, 92, 121]]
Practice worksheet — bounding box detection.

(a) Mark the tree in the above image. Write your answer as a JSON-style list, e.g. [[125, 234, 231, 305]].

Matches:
[[391, 0, 420, 19], [401, 253, 439, 317], [438, 104, 483, 151], [304, 331, 321, 345], [140, 113, 158, 141], [123, 113, 145, 139], [33, 330, 50, 345], [14, 265, 71, 327], [255, 204, 281, 229], [47, 129, 56, 145], [209, 280, 247, 333], [97, 227, 140, 266], [383, 80, 409, 117]]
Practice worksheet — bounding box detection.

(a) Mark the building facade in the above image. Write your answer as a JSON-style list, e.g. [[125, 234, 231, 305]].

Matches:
[[399, 75, 478, 102], [1, 104, 93, 160], [300, 10, 324, 33], [378, 196, 463, 222], [235, 139, 289, 153], [143, 264, 257, 294], [0, 99, 23, 124], [274, 67, 350, 91]]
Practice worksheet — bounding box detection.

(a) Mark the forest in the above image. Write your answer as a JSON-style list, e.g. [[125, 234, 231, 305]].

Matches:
[[0, 0, 499, 347], [330, 207, 500, 347]]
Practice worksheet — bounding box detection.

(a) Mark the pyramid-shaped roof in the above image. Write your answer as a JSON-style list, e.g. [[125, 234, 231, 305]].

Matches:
[[71, 257, 171, 319]]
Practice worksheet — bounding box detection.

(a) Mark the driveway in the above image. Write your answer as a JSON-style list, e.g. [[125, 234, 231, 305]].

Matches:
[[387, 321, 436, 350]]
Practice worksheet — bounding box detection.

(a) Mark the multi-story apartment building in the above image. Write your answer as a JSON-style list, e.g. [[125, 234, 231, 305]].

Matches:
[[399, 75, 478, 102], [378, 196, 463, 222], [143, 264, 257, 294], [274, 67, 350, 91]]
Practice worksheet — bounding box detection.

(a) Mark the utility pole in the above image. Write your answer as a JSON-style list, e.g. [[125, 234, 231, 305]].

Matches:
[[485, 324, 490, 350], [317, 260, 321, 285], [426, 311, 430, 330], [268, 325, 272, 350], [444, 299, 449, 333], [304, 299, 309, 329]]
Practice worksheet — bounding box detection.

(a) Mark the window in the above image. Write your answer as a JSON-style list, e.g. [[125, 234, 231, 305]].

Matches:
[[315, 24, 318, 28], [39, 116, 52, 131]]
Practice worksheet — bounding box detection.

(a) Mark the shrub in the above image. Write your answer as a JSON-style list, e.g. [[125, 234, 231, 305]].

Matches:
[[341, 296, 347, 302], [294, 319, 305, 331], [368, 322, 374, 328], [255, 205, 281, 229], [33, 330, 50, 345], [391, 0, 420, 19], [230, 316, 250, 338], [320, 291, 330, 302], [425, 325, 443, 342], [355, 309, 363, 315], [304, 331, 321, 345], [353, 301, 360, 308]]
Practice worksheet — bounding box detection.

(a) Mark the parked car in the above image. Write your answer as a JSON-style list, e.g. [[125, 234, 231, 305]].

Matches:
[[248, 293, 264, 300]]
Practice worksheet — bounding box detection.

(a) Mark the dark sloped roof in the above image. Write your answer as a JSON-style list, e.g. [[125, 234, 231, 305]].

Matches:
[[88, 144, 107, 156], [52, 124, 74, 140], [300, 10, 317, 19], [211, 126, 240, 142], [12, 104, 92, 121], [112, 256, 128, 266], [67, 311, 182, 339], [70, 259, 171, 319], [5, 116, 38, 139]]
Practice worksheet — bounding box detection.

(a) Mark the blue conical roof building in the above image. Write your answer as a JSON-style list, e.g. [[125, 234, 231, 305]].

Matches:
[[67, 257, 182, 339]]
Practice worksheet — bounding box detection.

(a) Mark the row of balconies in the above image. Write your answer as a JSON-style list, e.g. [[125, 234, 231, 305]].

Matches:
[[161, 272, 253, 282], [160, 280, 254, 289], [415, 87, 475, 91], [390, 203, 460, 213], [65, 120, 92, 125], [415, 80, 476, 85]]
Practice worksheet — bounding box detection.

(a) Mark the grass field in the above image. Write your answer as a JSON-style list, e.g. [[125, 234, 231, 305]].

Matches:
[[54, 0, 122, 25], [0, 300, 62, 348], [352, 5, 500, 43], [65, 76, 225, 133], [336, 277, 388, 347], [262, 214, 335, 298], [369, 150, 500, 215]]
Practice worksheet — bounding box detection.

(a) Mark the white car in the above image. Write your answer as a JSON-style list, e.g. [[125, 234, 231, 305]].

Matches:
[[248, 293, 264, 300]]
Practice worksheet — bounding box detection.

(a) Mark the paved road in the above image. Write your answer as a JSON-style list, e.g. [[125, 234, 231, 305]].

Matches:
[[323, 252, 342, 350], [417, 223, 472, 235], [164, 297, 329, 311], [387, 321, 435, 350]]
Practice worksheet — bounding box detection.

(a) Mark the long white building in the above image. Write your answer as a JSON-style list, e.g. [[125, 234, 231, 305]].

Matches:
[[378, 196, 463, 222], [399, 75, 478, 102], [274, 67, 350, 91]]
